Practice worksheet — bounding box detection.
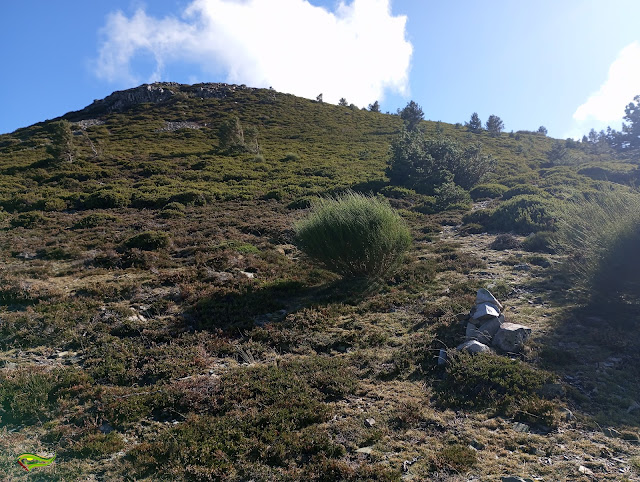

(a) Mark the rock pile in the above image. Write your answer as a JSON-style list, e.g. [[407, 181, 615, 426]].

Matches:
[[456, 288, 532, 355]]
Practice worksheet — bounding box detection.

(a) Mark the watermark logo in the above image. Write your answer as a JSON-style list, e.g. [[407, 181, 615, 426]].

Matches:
[[17, 453, 56, 472]]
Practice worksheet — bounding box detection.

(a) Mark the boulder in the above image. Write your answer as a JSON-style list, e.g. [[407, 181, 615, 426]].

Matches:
[[457, 340, 492, 354], [476, 288, 503, 310], [476, 315, 504, 342], [492, 323, 532, 352]]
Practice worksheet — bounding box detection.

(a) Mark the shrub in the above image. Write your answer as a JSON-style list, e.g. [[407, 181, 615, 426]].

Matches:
[[490, 233, 521, 250], [123, 231, 170, 251], [294, 191, 412, 280], [502, 184, 545, 200], [434, 181, 472, 211], [10, 211, 47, 228], [42, 198, 67, 212], [73, 213, 119, 229], [459, 223, 485, 235], [489, 195, 555, 234], [282, 152, 299, 162], [469, 183, 508, 201], [436, 351, 553, 413], [169, 190, 206, 206], [387, 132, 495, 194], [85, 189, 131, 209], [522, 231, 555, 253], [11, 212, 47, 228]]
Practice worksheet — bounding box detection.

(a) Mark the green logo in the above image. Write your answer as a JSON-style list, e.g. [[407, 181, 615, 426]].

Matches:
[[17, 453, 56, 472]]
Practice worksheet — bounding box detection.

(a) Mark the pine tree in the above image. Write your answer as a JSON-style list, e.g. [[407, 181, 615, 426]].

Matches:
[[46, 120, 75, 164], [218, 116, 245, 153], [622, 94, 640, 149], [485, 115, 504, 136], [399, 100, 424, 131], [466, 112, 482, 132], [368, 100, 380, 112]]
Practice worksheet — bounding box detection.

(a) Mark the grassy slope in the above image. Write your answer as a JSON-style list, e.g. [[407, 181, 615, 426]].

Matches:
[[0, 83, 638, 480]]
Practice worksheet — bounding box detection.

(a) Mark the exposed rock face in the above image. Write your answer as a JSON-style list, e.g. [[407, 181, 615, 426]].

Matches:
[[73, 82, 257, 118], [492, 323, 532, 352], [88, 84, 177, 114]]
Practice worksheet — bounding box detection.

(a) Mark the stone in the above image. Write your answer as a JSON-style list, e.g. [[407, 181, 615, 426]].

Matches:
[[513, 422, 530, 433], [501, 478, 532, 482], [476, 288, 503, 310], [356, 446, 373, 454], [238, 271, 255, 279], [578, 465, 594, 476], [457, 340, 492, 354], [364, 418, 376, 427], [437, 349, 447, 365], [465, 323, 481, 341], [561, 408, 576, 422], [513, 263, 531, 271], [471, 302, 500, 321], [207, 270, 234, 282], [492, 322, 532, 352], [477, 316, 504, 342]]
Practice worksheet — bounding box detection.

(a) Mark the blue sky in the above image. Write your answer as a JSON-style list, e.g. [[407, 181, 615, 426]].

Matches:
[[2, 0, 639, 139]]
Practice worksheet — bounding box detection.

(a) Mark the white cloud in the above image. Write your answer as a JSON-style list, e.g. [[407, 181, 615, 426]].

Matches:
[[94, 0, 412, 106], [573, 42, 640, 123]]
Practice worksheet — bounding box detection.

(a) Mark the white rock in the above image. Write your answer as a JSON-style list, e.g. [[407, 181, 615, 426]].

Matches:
[[356, 446, 373, 454], [472, 302, 500, 321], [238, 270, 255, 279], [457, 340, 492, 354], [476, 288, 503, 310], [492, 323, 532, 352]]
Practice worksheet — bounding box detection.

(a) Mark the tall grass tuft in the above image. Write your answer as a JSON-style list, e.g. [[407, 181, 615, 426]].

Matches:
[[553, 190, 640, 293], [294, 191, 412, 281]]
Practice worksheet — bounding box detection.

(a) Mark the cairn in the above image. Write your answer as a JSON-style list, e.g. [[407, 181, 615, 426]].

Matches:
[[438, 289, 532, 363]]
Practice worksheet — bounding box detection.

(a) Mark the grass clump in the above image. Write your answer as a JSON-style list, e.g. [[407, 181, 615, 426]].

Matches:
[[553, 190, 640, 294], [294, 191, 412, 280]]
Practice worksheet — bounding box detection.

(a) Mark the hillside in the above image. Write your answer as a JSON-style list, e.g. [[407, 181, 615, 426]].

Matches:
[[0, 82, 639, 480]]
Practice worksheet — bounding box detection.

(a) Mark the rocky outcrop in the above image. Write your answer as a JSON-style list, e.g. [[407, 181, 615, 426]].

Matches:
[[86, 83, 178, 114], [68, 82, 259, 119]]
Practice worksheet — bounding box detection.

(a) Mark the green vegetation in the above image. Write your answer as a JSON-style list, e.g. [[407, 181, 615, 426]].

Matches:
[[294, 191, 411, 280], [0, 82, 639, 480], [469, 182, 508, 200], [387, 131, 495, 195], [553, 190, 640, 296]]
